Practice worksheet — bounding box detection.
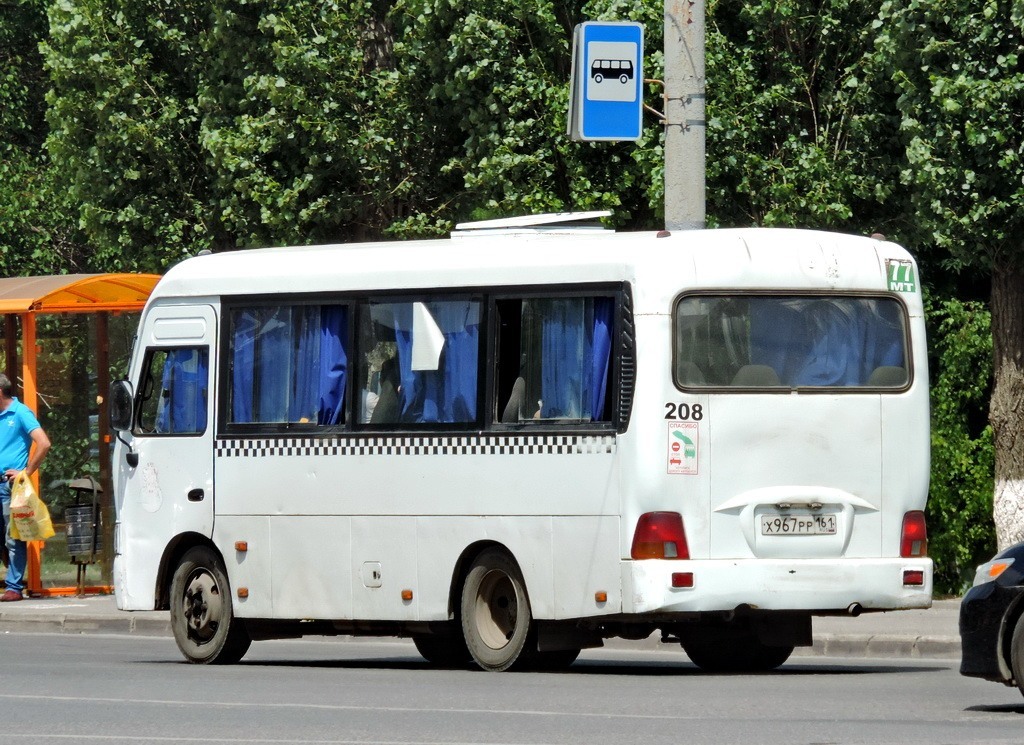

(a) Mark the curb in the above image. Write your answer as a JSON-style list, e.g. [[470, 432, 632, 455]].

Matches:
[[0, 612, 171, 637], [0, 612, 961, 659], [796, 633, 960, 660], [605, 632, 960, 660]]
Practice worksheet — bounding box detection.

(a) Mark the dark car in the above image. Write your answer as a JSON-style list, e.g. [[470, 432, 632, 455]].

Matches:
[[960, 541, 1024, 696]]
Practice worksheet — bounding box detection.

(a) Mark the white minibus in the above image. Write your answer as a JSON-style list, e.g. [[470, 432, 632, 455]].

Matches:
[[108, 215, 932, 671]]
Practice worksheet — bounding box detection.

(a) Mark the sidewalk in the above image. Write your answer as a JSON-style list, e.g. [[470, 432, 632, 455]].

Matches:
[[0, 594, 962, 659]]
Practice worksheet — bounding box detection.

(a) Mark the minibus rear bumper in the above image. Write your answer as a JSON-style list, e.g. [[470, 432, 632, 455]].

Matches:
[[622, 557, 933, 614]]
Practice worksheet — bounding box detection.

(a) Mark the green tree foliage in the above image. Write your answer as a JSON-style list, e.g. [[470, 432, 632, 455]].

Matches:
[[42, 0, 218, 272], [926, 297, 995, 593], [872, 0, 1024, 550], [42, 0, 669, 253], [0, 0, 84, 274], [200, 0, 440, 244], [390, 0, 664, 227], [704, 0, 908, 232], [873, 0, 1024, 271]]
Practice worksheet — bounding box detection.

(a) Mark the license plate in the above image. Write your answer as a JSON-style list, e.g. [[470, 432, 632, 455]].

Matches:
[[760, 514, 837, 536]]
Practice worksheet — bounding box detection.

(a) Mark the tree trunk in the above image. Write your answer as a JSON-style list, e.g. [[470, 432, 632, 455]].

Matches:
[[990, 261, 1024, 550]]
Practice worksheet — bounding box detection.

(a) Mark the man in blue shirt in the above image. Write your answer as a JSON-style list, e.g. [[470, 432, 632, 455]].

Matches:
[[0, 373, 51, 601]]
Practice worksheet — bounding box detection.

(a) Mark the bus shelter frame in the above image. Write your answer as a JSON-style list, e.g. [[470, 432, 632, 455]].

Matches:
[[0, 274, 159, 596]]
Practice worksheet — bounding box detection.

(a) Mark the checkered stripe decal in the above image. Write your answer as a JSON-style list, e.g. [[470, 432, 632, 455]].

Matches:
[[215, 434, 615, 458]]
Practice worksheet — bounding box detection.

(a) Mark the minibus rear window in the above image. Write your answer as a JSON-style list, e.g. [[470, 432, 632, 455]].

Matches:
[[673, 295, 909, 389]]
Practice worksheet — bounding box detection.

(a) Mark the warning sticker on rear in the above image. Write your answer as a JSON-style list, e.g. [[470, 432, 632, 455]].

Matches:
[[668, 422, 699, 475]]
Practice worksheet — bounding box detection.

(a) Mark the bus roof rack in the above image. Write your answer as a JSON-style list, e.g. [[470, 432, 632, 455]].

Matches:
[[451, 211, 613, 237]]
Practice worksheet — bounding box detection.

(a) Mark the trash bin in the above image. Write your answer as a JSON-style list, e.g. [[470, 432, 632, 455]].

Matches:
[[64, 477, 102, 594], [65, 504, 101, 556]]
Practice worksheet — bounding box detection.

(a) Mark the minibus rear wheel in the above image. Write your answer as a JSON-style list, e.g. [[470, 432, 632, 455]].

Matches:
[[461, 548, 533, 671], [169, 546, 251, 664], [413, 633, 473, 668], [681, 633, 793, 672]]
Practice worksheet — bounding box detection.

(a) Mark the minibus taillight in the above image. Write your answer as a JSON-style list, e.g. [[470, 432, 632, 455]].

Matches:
[[631, 512, 690, 560], [900, 511, 928, 558]]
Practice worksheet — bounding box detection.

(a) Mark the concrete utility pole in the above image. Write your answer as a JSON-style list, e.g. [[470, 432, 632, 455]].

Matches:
[[663, 0, 706, 231]]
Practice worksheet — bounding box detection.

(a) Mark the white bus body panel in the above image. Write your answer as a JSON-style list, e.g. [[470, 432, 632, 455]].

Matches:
[[212, 514, 621, 622], [212, 446, 620, 620]]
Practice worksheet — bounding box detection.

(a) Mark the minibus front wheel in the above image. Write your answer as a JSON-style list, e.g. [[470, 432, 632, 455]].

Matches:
[[460, 548, 533, 672], [169, 546, 252, 664]]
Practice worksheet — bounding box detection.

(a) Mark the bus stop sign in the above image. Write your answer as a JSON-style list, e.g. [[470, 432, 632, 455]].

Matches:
[[568, 22, 644, 142]]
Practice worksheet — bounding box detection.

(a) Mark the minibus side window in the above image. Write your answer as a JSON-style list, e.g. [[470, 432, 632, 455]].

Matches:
[[674, 295, 908, 389], [356, 299, 481, 426], [495, 296, 614, 424], [228, 304, 348, 426], [135, 348, 209, 435]]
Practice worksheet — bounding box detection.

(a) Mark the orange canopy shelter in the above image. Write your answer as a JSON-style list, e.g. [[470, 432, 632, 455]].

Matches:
[[0, 274, 158, 314], [0, 273, 160, 596]]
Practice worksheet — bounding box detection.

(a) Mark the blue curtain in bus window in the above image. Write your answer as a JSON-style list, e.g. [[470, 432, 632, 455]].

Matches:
[[253, 307, 291, 421], [317, 305, 348, 425], [230, 307, 288, 422], [391, 303, 416, 420], [862, 299, 906, 371], [540, 298, 612, 421], [801, 302, 860, 385], [588, 298, 613, 417], [289, 306, 320, 423], [748, 299, 801, 384], [541, 300, 581, 419], [434, 301, 479, 422], [391, 301, 478, 423], [749, 298, 905, 386], [232, 305, 348, 425], [156, 349, 208, 434], [231, 309, 258, 422]]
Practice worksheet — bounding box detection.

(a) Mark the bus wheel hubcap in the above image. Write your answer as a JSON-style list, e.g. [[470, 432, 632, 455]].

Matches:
[[475, 569, 518, 650], [183, 571, 222, 643]]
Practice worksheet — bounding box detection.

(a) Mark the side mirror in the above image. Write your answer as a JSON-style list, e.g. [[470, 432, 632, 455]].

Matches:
[[109, 379, 139, 468], [109, 379, 134, 432]]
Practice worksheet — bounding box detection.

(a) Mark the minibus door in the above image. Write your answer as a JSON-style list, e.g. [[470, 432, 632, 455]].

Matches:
[[120, 306, 218, 559]]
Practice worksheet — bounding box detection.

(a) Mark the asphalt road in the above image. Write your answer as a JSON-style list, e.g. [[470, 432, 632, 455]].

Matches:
[[0, 595, 965, 660], [3, 632, 1022, 745]]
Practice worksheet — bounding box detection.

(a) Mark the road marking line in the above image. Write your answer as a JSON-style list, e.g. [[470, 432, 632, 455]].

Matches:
[[0, 692, 696, 721]]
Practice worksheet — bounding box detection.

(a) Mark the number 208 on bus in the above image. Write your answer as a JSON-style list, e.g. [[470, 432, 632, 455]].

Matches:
[[108, 215, 931, 672]]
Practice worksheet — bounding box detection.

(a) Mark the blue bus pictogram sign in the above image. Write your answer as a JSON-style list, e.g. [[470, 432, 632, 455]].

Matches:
[[569, 22, 644, 141]]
